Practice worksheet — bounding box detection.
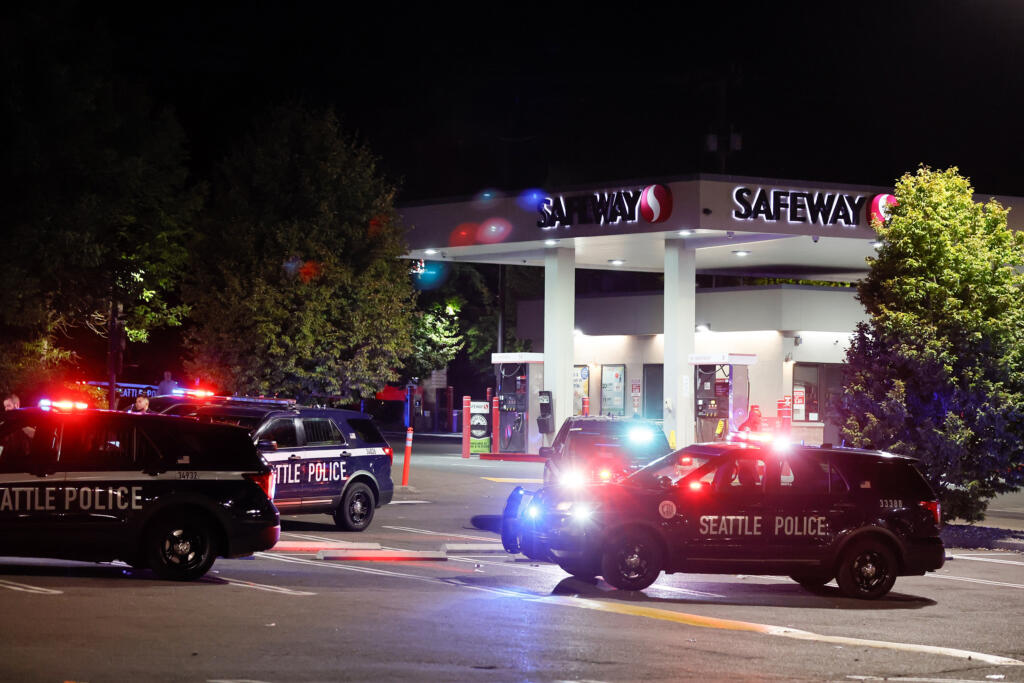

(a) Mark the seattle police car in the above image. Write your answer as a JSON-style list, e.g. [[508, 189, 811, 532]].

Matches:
[[503, 439, 945, 599], [0, 402, 280, 580], [195, 400, 394, 531]]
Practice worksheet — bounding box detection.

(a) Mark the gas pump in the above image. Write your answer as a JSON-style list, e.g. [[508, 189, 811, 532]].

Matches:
[[689, 353, 756, 442], [492, 352, 546, 454]]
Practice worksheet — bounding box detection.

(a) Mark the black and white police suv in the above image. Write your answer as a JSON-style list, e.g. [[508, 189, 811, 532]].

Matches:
[[503, 439, 945, 599], [0, 403, 280, 580], [540, 416, 673, 487], [195, 400, 394, 531]]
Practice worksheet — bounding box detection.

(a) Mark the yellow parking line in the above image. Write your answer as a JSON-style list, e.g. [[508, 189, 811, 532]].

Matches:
[[532, 595, 1023, 666], [481, 477, 544, 483]]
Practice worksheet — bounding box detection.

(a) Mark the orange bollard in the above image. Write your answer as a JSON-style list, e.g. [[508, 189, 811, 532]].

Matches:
[[461, 395, 471, 458], [401, 427, 413, 486], [582, 395, 590, 416]]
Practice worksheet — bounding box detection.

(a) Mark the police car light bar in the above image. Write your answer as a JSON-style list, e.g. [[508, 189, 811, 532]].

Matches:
[[170, 388, 215, 398], [39, 398, 89, 412], [225, 396, 297, 407]]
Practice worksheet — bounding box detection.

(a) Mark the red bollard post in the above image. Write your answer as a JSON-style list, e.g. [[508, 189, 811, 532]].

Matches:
[[491, 396, 500, 454], [461, 395, 471, 459], [401, 427, 413, 486], [582, 395, 590, 417]]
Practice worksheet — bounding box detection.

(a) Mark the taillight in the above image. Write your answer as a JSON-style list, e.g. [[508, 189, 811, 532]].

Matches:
[[919, 500, 941, 527], [383, 446, 394, 465], [245, 471, 276, 500]]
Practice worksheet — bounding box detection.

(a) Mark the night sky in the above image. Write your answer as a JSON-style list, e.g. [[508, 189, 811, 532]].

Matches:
[[86, 1, 1024, 201]]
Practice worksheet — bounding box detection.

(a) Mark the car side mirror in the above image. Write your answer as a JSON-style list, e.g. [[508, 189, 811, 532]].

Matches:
[[539, 446, 553, 459], [657, 475, 673, 490], [257, 439, 278, 452]]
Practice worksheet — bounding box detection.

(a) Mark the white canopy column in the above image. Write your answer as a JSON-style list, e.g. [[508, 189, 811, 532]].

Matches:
[[664, 239, 696, 447], [544, 247, 575, 436]]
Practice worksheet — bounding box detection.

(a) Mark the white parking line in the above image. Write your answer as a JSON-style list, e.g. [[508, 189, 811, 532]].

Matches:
[[926, 574, 1024, 590], [215, 576, 316, 596], [0, 578, 63, 595], [949, 553, 1024, 566], [382, 525, 496, 541]]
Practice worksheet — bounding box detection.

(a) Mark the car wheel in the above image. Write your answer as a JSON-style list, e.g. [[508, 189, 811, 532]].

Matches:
[[146, 513, 218, 581], [789, 573, 833, 591], [559, 559, 599, 581], [334, 482, 376, 531], [601, 529, 662, 591], [835, 539, 898, 599], [518, 528, 551, 562]]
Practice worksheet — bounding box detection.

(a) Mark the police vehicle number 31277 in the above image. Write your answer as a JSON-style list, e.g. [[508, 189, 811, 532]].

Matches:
[[0, 406, 280, 581]]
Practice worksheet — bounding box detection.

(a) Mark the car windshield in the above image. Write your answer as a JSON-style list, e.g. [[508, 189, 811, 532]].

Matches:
[[565, 422, 671, 463], [626, 447, 717, 488]]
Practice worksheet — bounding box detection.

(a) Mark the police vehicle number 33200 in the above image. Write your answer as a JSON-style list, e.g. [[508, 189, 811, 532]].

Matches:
[[504, 440, 945, 599], [0, 404, 280, 581]]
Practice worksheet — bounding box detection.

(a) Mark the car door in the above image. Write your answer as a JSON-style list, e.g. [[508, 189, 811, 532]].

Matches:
[[255, 417, 305, 509], [55, 414, 139, 549], [296, 417, 349, 508], [765, 451, 853, 565], [676, 450, 771, 568], [0, 413, 64, 552]]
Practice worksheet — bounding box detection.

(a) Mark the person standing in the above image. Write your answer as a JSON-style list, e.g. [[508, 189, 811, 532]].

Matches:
[[157, 371, 178, 396], [128, 396, 151, 413]]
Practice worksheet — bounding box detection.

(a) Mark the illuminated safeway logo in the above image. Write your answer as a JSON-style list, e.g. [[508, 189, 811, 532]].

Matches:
[[538, 184, 673, 229], [732, 186, 868, 227]]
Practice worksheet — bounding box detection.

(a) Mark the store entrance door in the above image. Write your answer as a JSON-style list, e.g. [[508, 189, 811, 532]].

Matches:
[[643, 364, 663, 420]]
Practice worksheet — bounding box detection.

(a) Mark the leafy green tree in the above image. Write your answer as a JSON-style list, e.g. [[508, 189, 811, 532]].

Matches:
[[840, 166, 1024, 521], [405, 300, 465, 381], [0, 5, 200, 397], [184, 104, 415, 401]]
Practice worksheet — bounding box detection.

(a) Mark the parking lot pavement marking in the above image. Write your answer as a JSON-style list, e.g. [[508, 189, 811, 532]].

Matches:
[[925, 574, 1024, 590], [648, 583, 726, 599], [949, 553, 1024, 566], [532, 595, 1024, 666], [0, 578, 63, 594], [216, 577, 316, 596], [390, 500, 431, 504], [481, 477, 544, 484], [253, 551, 1022, 666], [847, 676, 1005, 682], [382, 525, 496, 541]]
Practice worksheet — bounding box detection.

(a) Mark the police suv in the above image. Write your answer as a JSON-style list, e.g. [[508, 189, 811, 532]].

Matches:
[[195, 401, 394, 531], [0, 403, 280, 580], [504, 440, 945, 599]]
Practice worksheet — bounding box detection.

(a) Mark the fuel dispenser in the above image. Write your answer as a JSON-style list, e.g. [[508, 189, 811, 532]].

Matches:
[[689, 353, 756, 442], [492, 352, 546, 454]]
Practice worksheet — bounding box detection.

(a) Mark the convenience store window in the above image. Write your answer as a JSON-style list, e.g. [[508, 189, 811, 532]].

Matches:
[[792, 363, 843, 422]]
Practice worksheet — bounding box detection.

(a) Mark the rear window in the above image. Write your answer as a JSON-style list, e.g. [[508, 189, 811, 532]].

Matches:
[[839, 458, 935, 498], [139, 422, 258, 469], [346, 418, 386, 445], [566, 422, 670, 463]]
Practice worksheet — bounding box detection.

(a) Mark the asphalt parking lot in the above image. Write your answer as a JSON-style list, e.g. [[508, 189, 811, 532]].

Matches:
[[1, 442, 1023, 682]]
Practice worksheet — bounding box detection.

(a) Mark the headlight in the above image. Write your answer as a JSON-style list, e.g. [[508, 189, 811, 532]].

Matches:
[[570, 503, 593, 521], [559, 469, 586, 489]]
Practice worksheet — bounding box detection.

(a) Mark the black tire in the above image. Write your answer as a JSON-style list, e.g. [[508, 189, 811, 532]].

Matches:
[[835, 539, 898, 599], [518, 529, 550, 562], [559, 559, 599, 581], [334, 482, 376, 531], [790, 573, 833, 591], [601, 529, 663, 591], [146, 513, 218, 581]]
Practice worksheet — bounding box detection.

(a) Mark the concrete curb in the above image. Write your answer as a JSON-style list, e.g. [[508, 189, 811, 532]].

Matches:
[[317, 549, 448, 561], [442, 543, 507, 554]]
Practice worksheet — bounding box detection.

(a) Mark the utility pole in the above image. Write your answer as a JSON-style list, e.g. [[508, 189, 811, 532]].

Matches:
[[107, 300, 125, 409]]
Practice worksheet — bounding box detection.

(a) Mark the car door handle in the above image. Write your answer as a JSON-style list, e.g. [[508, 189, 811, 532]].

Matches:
[[340, 451, 352, 457], [288, 454, 301, 461]]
